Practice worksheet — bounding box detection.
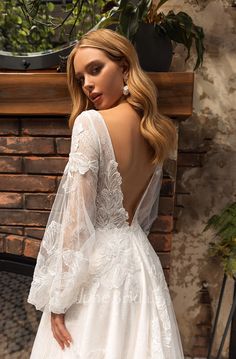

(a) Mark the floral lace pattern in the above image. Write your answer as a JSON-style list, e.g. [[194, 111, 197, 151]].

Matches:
[[95, 159, 129, 230], [28, 110, 184, 359]]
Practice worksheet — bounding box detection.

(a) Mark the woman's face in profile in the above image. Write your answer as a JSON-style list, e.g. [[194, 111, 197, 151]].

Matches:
[[73, 47, 126, 110]]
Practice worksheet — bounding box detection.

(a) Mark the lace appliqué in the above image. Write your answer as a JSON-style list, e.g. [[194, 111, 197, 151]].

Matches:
[[28, 221, 61, 309], [82, 235, 140, 294], [72, 122, 84, 151], [64, 152, 98, 177], [91, 235, 139, 285], [95, 159, 129, 229], [147, 283, 172, 358], [148, 266, 172, 357], [62, 123, 99, 192], [75, 233, 141, 305], [36, 220, 62, 279]]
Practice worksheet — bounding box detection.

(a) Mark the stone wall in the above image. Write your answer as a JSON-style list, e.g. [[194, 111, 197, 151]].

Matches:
[[161, 0, 236, 357]]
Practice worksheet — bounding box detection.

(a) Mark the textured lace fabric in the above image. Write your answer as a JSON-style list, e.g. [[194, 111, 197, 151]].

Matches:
[[28, 110, 184, 358]]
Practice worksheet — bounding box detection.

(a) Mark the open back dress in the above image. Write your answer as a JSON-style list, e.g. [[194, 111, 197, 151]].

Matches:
[[27, 109, 184, 359]]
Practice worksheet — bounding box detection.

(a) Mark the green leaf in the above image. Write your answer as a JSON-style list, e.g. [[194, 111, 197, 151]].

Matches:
[[19, 29, 28, 36], [205, 202, 236, 277], [225, 256, 236, 277], [16, 16, 23, 24], [94, 15, 119, 30], [137, 0, 152, 21], [47, 2, 54, 12]]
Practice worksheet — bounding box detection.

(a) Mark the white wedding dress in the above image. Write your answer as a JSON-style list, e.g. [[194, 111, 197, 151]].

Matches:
[[27, 109, 184, 359]]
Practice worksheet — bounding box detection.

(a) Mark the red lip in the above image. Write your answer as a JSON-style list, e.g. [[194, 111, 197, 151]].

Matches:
[[89, 93, 102, 102]]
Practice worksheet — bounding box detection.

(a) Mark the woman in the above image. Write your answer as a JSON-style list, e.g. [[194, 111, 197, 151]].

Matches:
[[27, 29, 184, 358]]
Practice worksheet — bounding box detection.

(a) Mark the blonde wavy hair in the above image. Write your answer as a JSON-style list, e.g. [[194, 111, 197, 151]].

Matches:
[[67, 28, 176, 165]]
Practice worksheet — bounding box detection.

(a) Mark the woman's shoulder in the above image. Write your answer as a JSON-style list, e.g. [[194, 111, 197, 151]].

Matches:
[[71, 110, 101, 147], [72, 110, 100, 132], [98, 103, 140, 130]]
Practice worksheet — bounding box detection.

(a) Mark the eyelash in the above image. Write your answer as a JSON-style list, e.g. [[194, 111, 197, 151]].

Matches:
[[77, 65, 102, 86], [91, 65, 101, 75]]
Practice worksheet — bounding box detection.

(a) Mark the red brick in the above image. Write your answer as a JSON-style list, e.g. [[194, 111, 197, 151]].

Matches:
[[0, 118, 19, 135], [148, 233, 172, 252], [24, 227, 45, 239], [0, 209, 49, 226], [192, 346, 208, 357], [0, 137, 54, 154], [151, 215, 173, 232], [158, 197, 174, 215], [25, 193, 55, 210], [22, 118, 70, 136], [157, 252, 171, 268], [56, 176, 63, 189], [160, 179, 175, 196], [56, 138, 71, 154], [0, 225, 24, 235], [194, 335, 209, 347], [24, 156, 68, 174], [0, 174, 56, 192], [178, 152, 202, 167], [0, 233, 6, 252], [5, 234, 25, 255], [0, 156, 22, 172], [196, 323, 211, 336], [0, 192, 23, 208], [24, 238, 41, 258]]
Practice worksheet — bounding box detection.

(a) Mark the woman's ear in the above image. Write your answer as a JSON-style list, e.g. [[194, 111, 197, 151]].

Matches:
[[121, 58, 129, 79]]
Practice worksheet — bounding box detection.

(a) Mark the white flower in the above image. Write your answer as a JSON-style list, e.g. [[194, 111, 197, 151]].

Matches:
[[64, 152, 98, 176]]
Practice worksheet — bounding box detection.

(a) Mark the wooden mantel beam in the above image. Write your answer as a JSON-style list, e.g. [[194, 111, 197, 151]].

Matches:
[[0, 72, 194, 119]]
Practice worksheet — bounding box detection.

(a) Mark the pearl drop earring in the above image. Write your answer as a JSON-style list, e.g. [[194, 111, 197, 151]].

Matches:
[[123, 84, 129, 96]]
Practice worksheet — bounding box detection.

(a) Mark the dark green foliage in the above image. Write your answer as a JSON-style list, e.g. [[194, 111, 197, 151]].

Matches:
[[0, 0, 55, 52], [2, 0, 205, 69], [0, 0, 106, 53], [98, 0, 205, 70], [21, 0, 106, 40], [203, 203, 236, 278]]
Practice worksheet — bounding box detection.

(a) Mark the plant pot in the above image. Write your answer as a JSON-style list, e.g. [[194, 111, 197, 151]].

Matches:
[[134, 23, 173, 72], [0, 41, 76, 70]]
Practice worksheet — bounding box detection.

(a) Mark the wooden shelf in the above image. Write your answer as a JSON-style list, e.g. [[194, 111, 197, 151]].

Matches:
[[0, 71, 194, 119]]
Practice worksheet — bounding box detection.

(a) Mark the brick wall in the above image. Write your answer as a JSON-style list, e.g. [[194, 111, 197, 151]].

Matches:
[[0, 116, 176, 284], [0, 117, 70, 256], [174, 135, 212, 358]]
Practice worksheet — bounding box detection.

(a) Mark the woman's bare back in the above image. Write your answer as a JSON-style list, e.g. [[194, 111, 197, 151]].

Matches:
[[99, 103, 156, 224]]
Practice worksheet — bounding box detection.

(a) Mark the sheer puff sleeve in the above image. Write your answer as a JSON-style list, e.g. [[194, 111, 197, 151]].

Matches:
[[27, 111, 100, 314]]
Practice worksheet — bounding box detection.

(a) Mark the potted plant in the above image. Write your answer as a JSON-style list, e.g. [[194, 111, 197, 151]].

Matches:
[[203, 202, 236, 359], [17, 0, 204, 72], [96, 0, 205, 71], [0, 0, 106, 70], [203, 202, 236, 278]]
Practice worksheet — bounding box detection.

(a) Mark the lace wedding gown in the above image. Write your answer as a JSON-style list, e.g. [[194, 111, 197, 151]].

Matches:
[[27, 109, 184, 359]]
